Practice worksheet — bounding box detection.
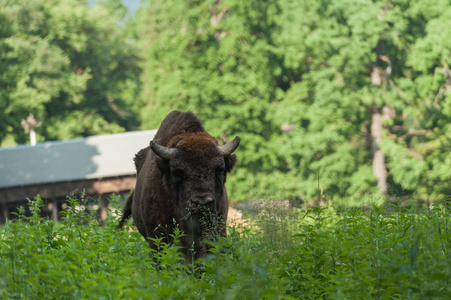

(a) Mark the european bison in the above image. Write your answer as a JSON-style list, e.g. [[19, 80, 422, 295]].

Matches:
[[119, 111, 240, 262]]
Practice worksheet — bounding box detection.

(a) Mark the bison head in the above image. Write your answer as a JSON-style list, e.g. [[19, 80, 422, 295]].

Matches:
[[149, 133, 240, 255]]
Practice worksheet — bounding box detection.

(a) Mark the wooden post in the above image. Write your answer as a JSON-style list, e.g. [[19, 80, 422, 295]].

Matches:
[[2, 204, 8, 223], [100, 196, 108, 221], [48, 184, 59, 221], [52, 199, 58, 221]]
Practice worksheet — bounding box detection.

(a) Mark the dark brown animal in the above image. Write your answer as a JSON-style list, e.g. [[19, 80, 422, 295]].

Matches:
[[119, 111, 240, 262]]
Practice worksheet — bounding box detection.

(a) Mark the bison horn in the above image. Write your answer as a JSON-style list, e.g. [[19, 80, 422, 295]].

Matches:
[[218, 136, 241, 156], [149, 141, 176, 160]]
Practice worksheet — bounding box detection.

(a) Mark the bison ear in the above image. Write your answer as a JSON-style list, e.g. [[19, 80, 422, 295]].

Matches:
[[155, 156, 170, 178], [225, 154, 237, 173]]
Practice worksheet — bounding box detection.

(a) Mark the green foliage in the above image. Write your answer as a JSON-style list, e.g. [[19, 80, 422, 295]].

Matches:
[[2, 0, 451, 203], [134, 0, 451, 202], [0, 0, 141, 145], [1, 196, 451, 298], [136, 0, 286, 201]]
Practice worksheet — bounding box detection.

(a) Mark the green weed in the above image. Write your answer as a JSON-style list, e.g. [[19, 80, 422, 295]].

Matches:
[[1, 195, 450, 299]]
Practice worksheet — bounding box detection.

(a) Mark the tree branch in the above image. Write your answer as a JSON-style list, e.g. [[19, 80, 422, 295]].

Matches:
[[399, 129, 432, 140]]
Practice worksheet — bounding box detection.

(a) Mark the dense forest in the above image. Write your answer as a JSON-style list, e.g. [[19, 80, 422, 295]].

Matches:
[[1, 0, 450, 203]]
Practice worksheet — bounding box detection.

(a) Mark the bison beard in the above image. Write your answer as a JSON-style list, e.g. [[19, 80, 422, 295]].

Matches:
[[118, 111, 240, 262]]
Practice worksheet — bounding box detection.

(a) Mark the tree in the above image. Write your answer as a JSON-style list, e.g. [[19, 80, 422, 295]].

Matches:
[[0, 0, 141, 145], [135, 0, 451, 202], [137, 0, 285, 199], [4, 0, 449, 203], [379, 1, 451, 200], [272, 0, 451, 202]]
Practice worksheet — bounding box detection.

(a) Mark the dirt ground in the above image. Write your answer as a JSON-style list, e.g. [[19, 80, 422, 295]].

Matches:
[[227, 205, 249, 227]]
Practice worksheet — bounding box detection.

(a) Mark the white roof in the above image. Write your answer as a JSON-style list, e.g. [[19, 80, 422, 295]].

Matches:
[[0, 130, 156, 188]]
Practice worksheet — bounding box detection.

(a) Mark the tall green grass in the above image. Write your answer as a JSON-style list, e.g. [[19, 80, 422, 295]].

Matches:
[[1, 195, 450, 299]]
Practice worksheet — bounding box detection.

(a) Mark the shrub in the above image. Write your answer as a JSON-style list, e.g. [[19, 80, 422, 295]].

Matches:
[[1, 195, 450, 299]]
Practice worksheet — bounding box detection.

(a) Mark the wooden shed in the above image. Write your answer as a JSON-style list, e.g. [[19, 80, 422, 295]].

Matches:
[[0, 130, 156, 222]]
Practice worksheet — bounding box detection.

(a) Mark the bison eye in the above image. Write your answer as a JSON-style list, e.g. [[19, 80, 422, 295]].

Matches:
[[171, 169, 184, 184], [215, 165, 225, 176]]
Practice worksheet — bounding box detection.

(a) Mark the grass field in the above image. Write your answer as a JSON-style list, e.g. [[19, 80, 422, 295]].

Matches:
[[1, 195, 450, 299]]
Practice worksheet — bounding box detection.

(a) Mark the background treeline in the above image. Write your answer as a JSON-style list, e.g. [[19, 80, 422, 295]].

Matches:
[[1, 0, 451, 203]]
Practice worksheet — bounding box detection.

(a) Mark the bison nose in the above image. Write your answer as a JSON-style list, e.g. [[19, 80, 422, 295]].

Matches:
[[190, 195, 214, 205]]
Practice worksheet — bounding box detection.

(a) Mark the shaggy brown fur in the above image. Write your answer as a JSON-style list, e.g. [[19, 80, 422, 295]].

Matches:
[[119, 111, 240, 262]]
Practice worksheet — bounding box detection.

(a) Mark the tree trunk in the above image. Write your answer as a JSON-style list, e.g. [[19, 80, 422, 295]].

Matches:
[[371, 105, 387, 195]]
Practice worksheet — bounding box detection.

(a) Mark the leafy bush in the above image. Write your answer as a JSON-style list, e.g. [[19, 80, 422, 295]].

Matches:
[[1, 196, 450, 299]]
